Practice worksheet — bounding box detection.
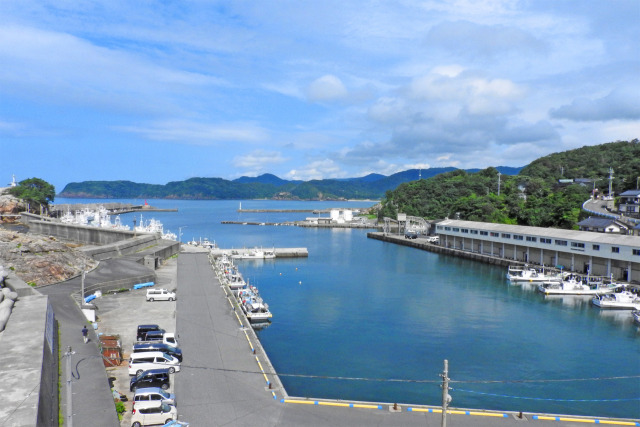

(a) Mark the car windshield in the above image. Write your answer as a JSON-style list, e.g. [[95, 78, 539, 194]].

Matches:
[[162, 352, 173, 361], [161, 402, 170, 412], [159, 390, 170, 398]]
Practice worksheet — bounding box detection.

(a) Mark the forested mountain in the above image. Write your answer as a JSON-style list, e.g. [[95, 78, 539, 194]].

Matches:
[[378, 139, 639, 229], [58, 166, 522, 200]]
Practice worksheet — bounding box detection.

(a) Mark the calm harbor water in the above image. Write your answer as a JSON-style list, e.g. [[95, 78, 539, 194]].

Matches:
[[58, 198, 640, 419]]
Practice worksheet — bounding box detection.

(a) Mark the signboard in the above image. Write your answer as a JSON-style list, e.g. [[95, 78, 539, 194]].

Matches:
[[397, 213, 406, 221]]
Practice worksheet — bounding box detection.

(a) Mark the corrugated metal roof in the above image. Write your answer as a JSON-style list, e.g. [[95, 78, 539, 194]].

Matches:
[[437, 219, 640, 246], [577, 217, 625, 228], [620, 189, 640, 196]]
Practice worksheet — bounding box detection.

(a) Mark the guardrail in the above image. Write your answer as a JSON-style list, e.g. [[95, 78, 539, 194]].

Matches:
[[582, 199, 640, 225]]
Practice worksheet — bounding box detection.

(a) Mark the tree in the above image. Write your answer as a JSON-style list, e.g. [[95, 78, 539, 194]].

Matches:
[[9, 178, 55, 211]]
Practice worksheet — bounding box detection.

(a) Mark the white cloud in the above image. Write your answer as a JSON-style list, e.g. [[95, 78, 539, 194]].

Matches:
[[550, 88, 640, 122], [286, 159, 347, 181], [115, 120, 269, 145], [233, 150, 288, 170], [306, 75, 348, 102]]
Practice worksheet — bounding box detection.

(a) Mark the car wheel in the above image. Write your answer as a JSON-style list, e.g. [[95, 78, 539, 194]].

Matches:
[[132, 422, 141, 427], [165, 419, 173, 425], [136, 370, 143, 376], [169, 297, 174, 301], [149, 298, 154, 302], [168, 367, 175, 374], [161, 383, 169, 390]]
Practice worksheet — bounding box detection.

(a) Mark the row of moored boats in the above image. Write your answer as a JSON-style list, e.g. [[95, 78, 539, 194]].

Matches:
[[506, 264, 640, 324], [215, 254, 272, 324]]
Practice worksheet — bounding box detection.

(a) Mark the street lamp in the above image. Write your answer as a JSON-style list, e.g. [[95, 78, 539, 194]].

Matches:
[[178, 226, 187, 243]]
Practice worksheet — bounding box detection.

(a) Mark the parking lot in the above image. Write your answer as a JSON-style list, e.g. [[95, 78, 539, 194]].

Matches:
[[94, 255, 178, 427]]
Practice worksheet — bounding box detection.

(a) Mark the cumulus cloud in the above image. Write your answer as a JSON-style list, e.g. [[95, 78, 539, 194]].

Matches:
[[306, 75, 348, 102], [550, 88, 640, 122], [233, 150, 287, 170], [286, 159, 348, 181], [115, 120, 269, 145]]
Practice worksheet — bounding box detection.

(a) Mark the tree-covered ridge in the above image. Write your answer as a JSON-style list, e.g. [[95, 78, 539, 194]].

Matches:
[[378, 168, 589, 229], [59, 167, 521, 200], [520, 139, 640, 192], [378, 139, 639, 229]]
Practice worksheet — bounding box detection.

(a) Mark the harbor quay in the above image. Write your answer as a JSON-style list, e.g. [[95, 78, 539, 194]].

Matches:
[[166, 250, 640, 426]]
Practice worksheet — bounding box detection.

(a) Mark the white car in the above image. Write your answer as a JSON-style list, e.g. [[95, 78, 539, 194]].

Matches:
[[146, 289, 176, 302], [131, 401, 177, 427], [129, 351, 181, 376]]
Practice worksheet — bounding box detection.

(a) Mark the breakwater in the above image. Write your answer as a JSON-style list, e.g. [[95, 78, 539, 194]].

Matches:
[[367, 231, 512, 267]]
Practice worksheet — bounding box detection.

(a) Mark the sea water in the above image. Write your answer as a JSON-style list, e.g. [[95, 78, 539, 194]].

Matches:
[[56, 198, 640, 419]]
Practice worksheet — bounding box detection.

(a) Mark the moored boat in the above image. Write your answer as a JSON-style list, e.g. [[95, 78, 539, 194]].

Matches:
[[592, 288, 640, 310], [506, 264, 563, 284], [538, 274, 621, 295]]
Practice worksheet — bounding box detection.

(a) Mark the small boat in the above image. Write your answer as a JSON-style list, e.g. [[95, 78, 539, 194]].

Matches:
[[231, 247, 276, 260], [538, 274, 620, 296], [592, 288, 640, 310], [242, 299, 272, 323], [506, 264, 563, 284]]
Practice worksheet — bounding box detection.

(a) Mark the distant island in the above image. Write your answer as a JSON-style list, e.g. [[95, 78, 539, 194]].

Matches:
[[58, 167, 522, 200]]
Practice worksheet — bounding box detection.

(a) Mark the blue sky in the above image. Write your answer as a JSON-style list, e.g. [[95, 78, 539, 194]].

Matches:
[[1, 1, 639, 192]]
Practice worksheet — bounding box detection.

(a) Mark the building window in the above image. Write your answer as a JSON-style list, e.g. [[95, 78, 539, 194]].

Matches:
[[480, 231, 488, 236], [592, 244, 600, 250], [611, 247, 620, 253], [633, 249, 640, 256], [501, 233, 511, 238], [452, 227, 460, 232], [555, 240, 568, 246], [444, 227, 451, 231], [471, 230, 478, 234], [526, 236, 537, 242], [513, 235, 524, 240], [490, 232, 499, 237], [540, 238, 551, 244], [461, 229, 469, 233], [571, 242, 585, 249]]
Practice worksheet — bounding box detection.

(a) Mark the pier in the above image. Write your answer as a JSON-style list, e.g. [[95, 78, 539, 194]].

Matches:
[[211, 247, 308, 258]]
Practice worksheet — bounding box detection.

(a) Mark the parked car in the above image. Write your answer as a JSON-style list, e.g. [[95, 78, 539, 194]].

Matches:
[[146, 288, 176, 302], [137, 324, 165, 342], [130, 401, 177, 427], [130, 368, 171, 392], [139, 331, 179, 348], [133, 387, 176, 407], [133, 342, 183, 362], [404, 230, 419, 239], [128, 352, 181, 376]]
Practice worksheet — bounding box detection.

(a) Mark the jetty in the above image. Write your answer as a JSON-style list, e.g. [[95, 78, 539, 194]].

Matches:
[[211, 247, 308, 258]]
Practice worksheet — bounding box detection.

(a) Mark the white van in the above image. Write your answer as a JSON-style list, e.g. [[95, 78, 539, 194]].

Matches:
[[128, 351, 181, 376], [146, 288, 176, 301]]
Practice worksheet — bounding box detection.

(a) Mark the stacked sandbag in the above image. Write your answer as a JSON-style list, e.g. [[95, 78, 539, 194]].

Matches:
[[0, 265, 18, 332]]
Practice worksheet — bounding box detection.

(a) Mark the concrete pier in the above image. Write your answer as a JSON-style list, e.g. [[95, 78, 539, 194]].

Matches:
[[211, 247, 309, 258]]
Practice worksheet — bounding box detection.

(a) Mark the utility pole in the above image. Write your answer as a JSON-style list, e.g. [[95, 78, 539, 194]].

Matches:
[[81, 263, 86, 304], [497, 172, 502, 196], [608, 167, 614, 198], [440, 359, 451, 427], [65, 346, 74, 427]]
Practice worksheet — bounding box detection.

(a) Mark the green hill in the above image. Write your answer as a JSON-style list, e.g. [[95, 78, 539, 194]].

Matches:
[[377, 139, 639, 229]]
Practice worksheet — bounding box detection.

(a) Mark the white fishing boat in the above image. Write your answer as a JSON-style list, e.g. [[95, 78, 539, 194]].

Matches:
[[231, 247, 276, 260], [592, 288, 640, 310], [241, 298, 272, 322], [538, 275, 620, 296], [506, 264, 563, 284]]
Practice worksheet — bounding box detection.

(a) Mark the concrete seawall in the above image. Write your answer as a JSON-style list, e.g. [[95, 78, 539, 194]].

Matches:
[[367, 232, 512, 267]]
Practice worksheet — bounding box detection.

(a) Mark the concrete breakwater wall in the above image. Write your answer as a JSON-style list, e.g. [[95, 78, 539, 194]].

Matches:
[[367, 232, 512, 267], [22, 212, 136, 245]]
